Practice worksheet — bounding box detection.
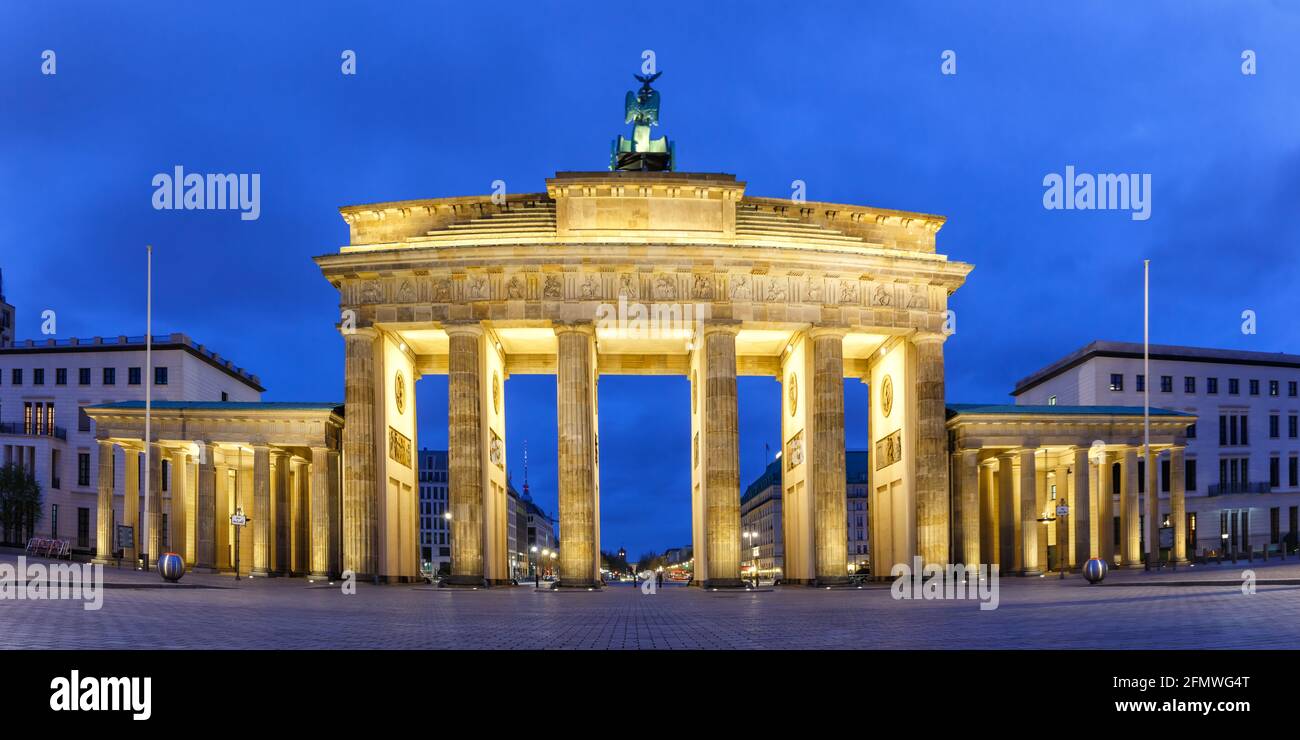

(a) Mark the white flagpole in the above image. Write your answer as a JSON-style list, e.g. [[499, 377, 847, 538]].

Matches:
[[143, 245, 152, 569], [1143, 259, 1151, 570]]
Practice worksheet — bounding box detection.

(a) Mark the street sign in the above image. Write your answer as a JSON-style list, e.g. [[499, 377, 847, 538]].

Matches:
[[230, 513, 247, 526], [1056, 505, 1070, 516]]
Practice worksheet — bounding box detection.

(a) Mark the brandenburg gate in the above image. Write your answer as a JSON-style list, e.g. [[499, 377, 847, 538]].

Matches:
[[313, 76, 972, 586]]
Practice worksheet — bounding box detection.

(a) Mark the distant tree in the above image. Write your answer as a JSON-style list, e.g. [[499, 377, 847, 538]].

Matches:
[[635, 551, 665, 572], [0, 464, 42, 544]]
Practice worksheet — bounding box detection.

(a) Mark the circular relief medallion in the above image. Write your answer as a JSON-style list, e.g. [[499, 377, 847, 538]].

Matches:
[[492, 371, 501, 415], [881, 374, 894, 418], [394, 370, 406, 414], [788, 372, 799, 416]]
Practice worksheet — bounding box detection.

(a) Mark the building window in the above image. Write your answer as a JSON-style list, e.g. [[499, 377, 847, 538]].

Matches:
[[128, 367, 141, 385], [12, 368, 22, 385], [1290, 456, 1299, 488], [1047, 395, 1057, 406], [1135, 374, 1145, 392], [78, 367, 90, 385], [1187, 422, 1197, 439], [1270, 414, 1280, 439], [1161, 459, 1170, 492], [55, 368, 67, 385], [1270, 380, 1280, 397], [1229, 378, 1240, 395], [78, 453, 90, 487], [1249, 379, 1260, 396], [1207, 377, 1218, 394], [154, 366, 168, 385], [1271, 456, 1281, 488], [103, 367, 115, 385], [221, 391, 229, 401], [1290, 415, 1298, 439], [77, 508, 90, 549], [1184, 376, 1195, 393], [1290, 381, 1298, 397], [33, 368, 44, 385], [1186, 459, 1197, 491], [162, 460, 169, 492], [50, 504, 58, 538], [1160, 375, 1173, 393], [1109, 374, 1124, 392]]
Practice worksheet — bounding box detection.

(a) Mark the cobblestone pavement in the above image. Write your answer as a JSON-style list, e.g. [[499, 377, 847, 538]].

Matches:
[[1, 553, 1297, 649]]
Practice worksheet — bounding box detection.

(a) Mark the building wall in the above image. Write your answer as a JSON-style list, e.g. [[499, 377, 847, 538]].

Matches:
[[417, 449, 450, 572], [1016, 350, 1300, 552], [0, 337, 262, 550]]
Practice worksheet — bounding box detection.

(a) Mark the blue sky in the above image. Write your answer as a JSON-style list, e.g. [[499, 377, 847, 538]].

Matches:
[[4, 1, 1298, 558]]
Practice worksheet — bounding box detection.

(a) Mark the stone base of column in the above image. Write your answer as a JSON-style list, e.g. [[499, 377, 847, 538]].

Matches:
[[778, 578, 817, 587], [485, 578, 515, 587], [91, 557, 113, 566], [440, 574, 488, 588], [701, 578, 745, 589], [1121, 560, 1144, 569], [189, 566, 217, 574], [1018, 569, 1043, 577], [814, 576, 850, 586], [251, 568, 271, 577], [307, 570, 331, 581]]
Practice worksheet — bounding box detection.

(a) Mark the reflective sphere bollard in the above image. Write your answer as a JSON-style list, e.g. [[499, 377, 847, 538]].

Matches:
[[1082, 557, 1108, 584], [158, 552, 185, 583]]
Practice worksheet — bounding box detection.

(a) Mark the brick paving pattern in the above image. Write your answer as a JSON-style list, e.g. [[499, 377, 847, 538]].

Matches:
[[1, 553, 1297, 649]]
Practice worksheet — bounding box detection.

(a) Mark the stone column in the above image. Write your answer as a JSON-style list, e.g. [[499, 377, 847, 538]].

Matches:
[[1146, 448, 1161, 568], [555, 323, 600, 588], [445, 324, 485, 585], [1095, 450, 1113, 563], [1018, 449, 1040, 575], [1073, 447, 1092, 565], [997, 454, 1016, 569], [251, 444, 271, 576], [328, 448, 342, 577], [272, 450, 290, 574], [1036, 463, 1049, 571], [958, 450, 980, 566], [194, 443, 217, 572], [94, 440, 115, 563], [979, 461, 996, 566], [124, 447, 139, 562], [1171, 446, 1187, 563], [1121, 448, 1141, 566], [809, 329, 848, 584], [310, 446, 331, 579], [912, 332, 950, 566], [342, 328, 378, 578], [168, 449, 187, 560], [703, 324, 743, 587], [146, 443, 163, 561]]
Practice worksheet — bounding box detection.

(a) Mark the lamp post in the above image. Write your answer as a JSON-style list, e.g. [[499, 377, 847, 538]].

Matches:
[[530, 545, 539, 587]]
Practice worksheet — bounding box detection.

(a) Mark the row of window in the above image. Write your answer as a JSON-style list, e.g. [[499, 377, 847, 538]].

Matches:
[[1110, 374, 1298, 397], [5, 366, 168, 387], [1217, 413, 1300, 445]]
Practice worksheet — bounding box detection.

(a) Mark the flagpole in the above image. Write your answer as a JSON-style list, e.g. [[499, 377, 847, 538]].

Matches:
[[143, 245, 152, 570], [1143, 259, 1151, 571]]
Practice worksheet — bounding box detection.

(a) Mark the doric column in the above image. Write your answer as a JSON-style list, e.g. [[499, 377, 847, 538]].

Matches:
[[699, 324, 743, 587], [555, 322, 600, 588], [1018, 449, 1041, 575], [146, 443, 163, 561], [292, 457, 309, 574], [912, 331, 950, 566], [1095, 450, 1113, 563], [310, 446, 331, 579], [94, 440, 115, 563], [979, 461, 997, 566], [124, 447, 140, 562], [1051, 464, 1069, 570], [1171, 446, 1187, 563], [958, 450, 980, 566], [194, 442, 217, 571], [272, 450, 290, 574], [1073, 447, 1092, 565], [327, 448, 342, 577], [251, 444, 271, 576], [1146, 448, 1161, 568], [168, 449, 188, 560], [996, 454, 1016, 569], [809, 328, 848, 584], [1121, 448, 1141, 567], [342, 327, 378, 578], [1036, 463, 1049, 570], [445, 324, 486, 585]]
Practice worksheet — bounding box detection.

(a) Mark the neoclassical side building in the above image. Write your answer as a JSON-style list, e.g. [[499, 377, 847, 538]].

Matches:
[[314, 169, 972, 585]]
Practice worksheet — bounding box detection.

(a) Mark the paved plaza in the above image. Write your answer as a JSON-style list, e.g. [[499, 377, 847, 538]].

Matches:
[[1, 552, 1298, 649]]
